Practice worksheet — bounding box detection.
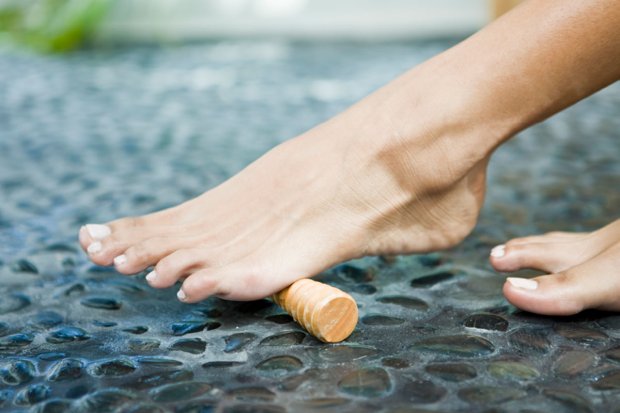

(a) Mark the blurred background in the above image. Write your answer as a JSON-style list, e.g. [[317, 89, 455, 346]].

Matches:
[[0, 0, 521, 52]]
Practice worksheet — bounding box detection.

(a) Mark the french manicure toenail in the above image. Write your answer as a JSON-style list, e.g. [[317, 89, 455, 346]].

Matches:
[[507, 277, 538, 290], [114, 255, 127, 266], [146, 271, 157, 282], [490, 244, 506, 258], [87, 242, 102, 254], [177, 289, 187, 301], [86, 224, 111, 240]]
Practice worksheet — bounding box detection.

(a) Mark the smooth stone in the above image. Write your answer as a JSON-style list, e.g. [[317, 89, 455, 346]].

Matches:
[[171, 321, 220, 336], [47, 358, 84, 381], [316, 345, 379, 363], [122, 326, 148, 335], [228, 387, 276, 402], [425, 363, 477, 382], [130, 369, 194, 391], [277, 368, 320, 392], [0, 333, 34, 350], [508, 328, 551, 354], [591, 369, 620, 390], [128, 338, 160, 352], [412, 335, 495, 357], [457, 386, 527, 404], [63, 283, 85, 297], [134, 357, 184, 368], [410, 271, 455, 287], [149, 381, 213, 403], [606, 346, 620, 363], [260, 331, 306, 346], [0, 293, 31, 314], [80, 296, 122, 310], [292, 397, 349, 410], [37, 352, 66, 361], [14, 383, 51, 406], [1, 359, 36, 385], [377, 296, 429, 311], [11, 258, 38, 274], [93, 320, 117, 327], [402, 379, 446, 403], [122, 403, 169, 413], [33, 398, 73, 413], [554, 324, 608, 346], [177, 401, 218, 413], [224, 333, 256, 353], [463, 313, 509, 332], [81, 389, 136, 413], [418, 254, 442, 267], [381, 358, 410, 369], [335, 264, 374, 282], [33, 311, 63, 328], [0, 322, 8, 336], [107, 279, 145, 294], [264, 314, 294, 324], [203, 361, 245, 369], [90, 358, 137, 377], [351, 283, 377, 295], [553, 350, 596, 378], [542, 389, 593, 413], [236, 299, 274, 314], [222, 404, 284, 413], [338, 368, 391, 397], [361, 314, 405, 326], [256, 356, 303, 375], [43, 243, 77, 253], [170, 338, 206, 354], [46, 327, 89, 344], [488, 360, 540, 381]]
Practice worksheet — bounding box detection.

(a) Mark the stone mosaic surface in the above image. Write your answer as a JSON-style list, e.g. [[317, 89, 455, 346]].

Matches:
[[0, 40, 619, 412]]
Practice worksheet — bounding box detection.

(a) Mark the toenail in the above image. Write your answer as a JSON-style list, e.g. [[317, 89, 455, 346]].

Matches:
[[87, 241, 102, 255], [85, 224, 111, 240], [490, 244, 506, 258], [507, 277, 538, 290], [114, 255, 127, 266], [177, 289, 187, 302], [145, 271, 157, 282]]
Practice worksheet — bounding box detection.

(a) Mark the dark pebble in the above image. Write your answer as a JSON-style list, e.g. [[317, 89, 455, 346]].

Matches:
[[0, 293, 31, 314], [34, 398, 73, 413], [65, 384, 90, 399], [543, 388, 593, 413], [425, 363, 477, 382], [591, 369, 620, 390], [170, 338, 206, 354], [171, 321, 220, 336], [90, 358, 137, 377], [335, 264, 374, 282], [93, 320, 117, 327], [122, 326, 148, 335], [457, 385, 527, 404], [37, 352, 66, 361], [0, 322, 8, 336], [130, 369, 194, 391], [554, 324, 608, 346], [80, 296, 122, 310], [417, 254, 442, 267], [377, 296, 429, 311], [33, 311, 64, 328], [236, 299, 274, 314], [410, 271, 455, 287], [351, 283, 377, 295], [338, 367, 391, 397], [80, 388, 136, 413], [63, 283, 85, 297], [46, 327, 89, 344], [508, 328, 551, 354], [256, 356, 303, 375], [228, 386, 276, 402], [401, 378, 446, 403], [128, 338, 160, 352], [203, 361, 245, 369], [223, 404, 284, 413], [264, 314, 294, 324], [381, 358, 410, 369], [1, 359, 36, 385], [361, 314, 405, 326], [488, 360, 540, 381], [11, 258, 38, 274], [260, 331, 306, 346], [463, 313, 509, 332], [553, 350, 596, 378], [47, 358, 84, 381], [0, 333, 34, 351], [412, 335, 495, 357], [224, 333, 256, 353], [149, 381, 213, 403], [134, 357, 184, 368], [15, 383, 51, 405]]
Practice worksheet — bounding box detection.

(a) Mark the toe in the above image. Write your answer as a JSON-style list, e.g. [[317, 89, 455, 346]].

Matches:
[[148, 248, 210, 289], [502, 243, 620, 315], [113, 237, 193, 275], [490, 241, 583, 273], [79, 223, 111, 251]]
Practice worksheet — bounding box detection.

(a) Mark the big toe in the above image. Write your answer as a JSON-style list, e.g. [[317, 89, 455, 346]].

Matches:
[[502, 244, 620, 316]]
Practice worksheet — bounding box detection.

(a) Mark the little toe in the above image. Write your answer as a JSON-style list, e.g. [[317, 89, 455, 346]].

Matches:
[[502, 244, 620, 316], [148, 248, 210, 289], [113, 236, 194, 275]]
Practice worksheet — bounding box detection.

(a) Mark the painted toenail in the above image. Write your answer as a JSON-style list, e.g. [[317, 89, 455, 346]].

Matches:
[[490, 244, 506, 258], [507, 277, 538, 290], [87, 242, 102, 254], [146, 271, 157, 282], [177, 289, 187, 302], [85, 224, 111, 240], [114, 255, 127, 266]]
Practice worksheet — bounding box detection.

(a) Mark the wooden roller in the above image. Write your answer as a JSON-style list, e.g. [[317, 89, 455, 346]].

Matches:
[[272, 279, 358, 343]]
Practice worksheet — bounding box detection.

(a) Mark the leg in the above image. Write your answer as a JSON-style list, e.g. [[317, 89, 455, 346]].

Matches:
[[490, 220, 620, 315], [79, 0, 620, 303]]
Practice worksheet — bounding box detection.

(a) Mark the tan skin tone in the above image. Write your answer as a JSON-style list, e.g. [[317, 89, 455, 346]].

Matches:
[[79, 0, 620, 315]]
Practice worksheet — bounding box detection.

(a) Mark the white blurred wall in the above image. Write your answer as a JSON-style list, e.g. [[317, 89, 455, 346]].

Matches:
[[97, 0, 490, 43]]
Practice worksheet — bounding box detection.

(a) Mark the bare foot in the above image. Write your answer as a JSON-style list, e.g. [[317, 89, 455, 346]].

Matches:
[[490, 219, 620, 315]]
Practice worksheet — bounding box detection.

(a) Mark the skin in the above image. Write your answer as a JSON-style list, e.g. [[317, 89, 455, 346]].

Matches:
[[79, 0, 620, 315]]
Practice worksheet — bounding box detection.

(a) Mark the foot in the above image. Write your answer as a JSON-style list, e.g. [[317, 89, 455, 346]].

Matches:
[[490, 219, 620, 315], [78, 69, 497, 303]]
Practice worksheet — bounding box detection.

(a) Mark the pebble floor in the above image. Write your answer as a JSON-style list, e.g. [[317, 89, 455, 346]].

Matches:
[[0, 40, 619, 413]]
